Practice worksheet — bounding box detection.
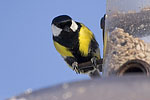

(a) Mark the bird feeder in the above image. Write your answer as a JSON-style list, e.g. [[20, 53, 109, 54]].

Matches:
[[103, 0, 150, 76]]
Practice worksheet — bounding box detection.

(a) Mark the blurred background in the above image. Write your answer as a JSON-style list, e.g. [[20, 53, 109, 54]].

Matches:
[[0, 0, 105, 99]]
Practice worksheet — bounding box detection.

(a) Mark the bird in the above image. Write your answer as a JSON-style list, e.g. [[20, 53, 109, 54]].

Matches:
[[100, 14, 105, 43], [51, 15, 101, 77], [100, 14, 107, 57]]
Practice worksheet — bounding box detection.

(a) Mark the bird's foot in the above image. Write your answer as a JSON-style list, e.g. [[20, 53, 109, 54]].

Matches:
[[91, 57, 98, 69], [72, 62, 80, 74]]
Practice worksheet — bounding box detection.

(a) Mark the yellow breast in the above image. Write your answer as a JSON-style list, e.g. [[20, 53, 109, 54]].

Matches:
[[53, 41, 73, 57], [79, 24, 93, 56]]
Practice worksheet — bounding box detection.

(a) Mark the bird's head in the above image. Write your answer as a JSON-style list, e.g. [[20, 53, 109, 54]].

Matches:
[[51, 15, 78, 36]]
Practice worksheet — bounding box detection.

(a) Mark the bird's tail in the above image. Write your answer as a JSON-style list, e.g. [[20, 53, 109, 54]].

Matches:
[[89, 70, 101, 79]]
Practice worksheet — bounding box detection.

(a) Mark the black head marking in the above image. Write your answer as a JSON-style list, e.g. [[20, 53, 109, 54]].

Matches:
[[52, 15, 72, 29]]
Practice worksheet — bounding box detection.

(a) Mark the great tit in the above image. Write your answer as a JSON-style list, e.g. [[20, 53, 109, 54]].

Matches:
[[100, 14, 105, 43], [51, 15, 101, 76], [100, 14, 107, 57]]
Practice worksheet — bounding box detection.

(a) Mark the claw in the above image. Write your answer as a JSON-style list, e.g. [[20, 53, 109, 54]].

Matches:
[[72, 62, 80, 74], [91, 57, 98, 68]]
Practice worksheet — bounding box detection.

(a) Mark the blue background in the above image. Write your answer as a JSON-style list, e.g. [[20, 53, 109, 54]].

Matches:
[[0, 0, 105, 99]]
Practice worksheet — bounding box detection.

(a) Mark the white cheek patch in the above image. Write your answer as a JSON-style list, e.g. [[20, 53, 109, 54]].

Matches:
[[51, 24, 62, 36], [70, 20, 78, 32]]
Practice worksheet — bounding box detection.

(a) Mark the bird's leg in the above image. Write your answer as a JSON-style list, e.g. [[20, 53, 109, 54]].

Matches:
[[91, 57, 98, 69], [72, 62, 80, 74]]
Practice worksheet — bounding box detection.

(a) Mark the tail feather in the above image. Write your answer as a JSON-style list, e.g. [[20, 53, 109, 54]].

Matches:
[[89, 70, 101, 79]]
